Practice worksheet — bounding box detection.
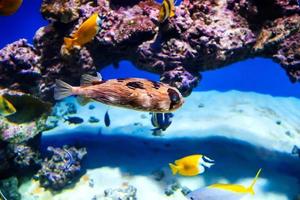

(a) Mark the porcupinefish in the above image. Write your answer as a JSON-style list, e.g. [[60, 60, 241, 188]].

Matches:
[[158, 0, 176, 23], [0, 95, 16, 117], [169, 154, 214, 176], [64, 12, 104, 50], [187, 168, 262, 200], [0, 0, 22, 16], [54, 73, 184, 113]]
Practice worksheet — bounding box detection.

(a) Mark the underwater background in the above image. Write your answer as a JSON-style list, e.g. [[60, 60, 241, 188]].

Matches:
[[0, 0, 300, 200]]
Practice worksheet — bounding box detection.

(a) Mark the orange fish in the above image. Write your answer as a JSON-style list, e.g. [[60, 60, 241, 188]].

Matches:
[[0, 0, 23, 16], [64, 12, 102, 50], [158, 0, 175, 23], [54, 73, 184, 113], [82, 175, 90, 182], [31, 186, 44, 195]]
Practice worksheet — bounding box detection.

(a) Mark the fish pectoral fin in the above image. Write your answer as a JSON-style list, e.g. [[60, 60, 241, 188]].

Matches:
[[169, 163, 179, 175], [77, 96, 92, 106], [80, 73, 102, 86]]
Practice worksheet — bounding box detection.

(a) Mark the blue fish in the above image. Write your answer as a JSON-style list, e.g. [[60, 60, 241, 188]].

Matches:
[[151, 113, 174, 132], [104, 110, 111, 127], [64, 116, 84, 124]]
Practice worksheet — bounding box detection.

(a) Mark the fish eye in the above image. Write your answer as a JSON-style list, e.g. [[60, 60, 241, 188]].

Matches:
[[167, 88, 180, 104]]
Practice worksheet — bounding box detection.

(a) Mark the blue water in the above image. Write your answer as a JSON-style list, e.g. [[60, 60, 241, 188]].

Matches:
[[1, 1, 300, 200], [1, 0, 300, 98]]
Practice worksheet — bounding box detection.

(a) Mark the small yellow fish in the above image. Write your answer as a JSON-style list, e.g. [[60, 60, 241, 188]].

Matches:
[[81, 175, 90, 182], [158, 0, 175, 23], [31, 186, 44, 195], [169, 154, 214, 176], [64, 12, 101, 50], [0, 0, 23, 16], [0, 95, 16, 117], [187, 168, 262, 200]]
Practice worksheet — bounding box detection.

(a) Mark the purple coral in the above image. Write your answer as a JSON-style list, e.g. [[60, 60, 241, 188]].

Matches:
[[0, 39, 41, 92], [0, 0, 300, 100], [161, 67, 200, 97], [7, 143, 41, 169], [36, 146, 87, 190]]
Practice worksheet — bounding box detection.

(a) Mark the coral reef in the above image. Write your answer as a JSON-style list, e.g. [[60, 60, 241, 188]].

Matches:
[[0, 177, 21, 200], [103, 184, 137, 200], [0, 39, 41, 94], [7, 143, 41, 170], [0, 0, 299, 99], [35, 145, 87, 190]]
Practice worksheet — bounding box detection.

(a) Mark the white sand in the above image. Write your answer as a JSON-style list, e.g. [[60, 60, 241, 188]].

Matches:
[[19, 91, 300, 200]]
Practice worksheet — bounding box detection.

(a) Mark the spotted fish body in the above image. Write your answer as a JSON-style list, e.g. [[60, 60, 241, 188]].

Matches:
[[54, 75, 184, 113]]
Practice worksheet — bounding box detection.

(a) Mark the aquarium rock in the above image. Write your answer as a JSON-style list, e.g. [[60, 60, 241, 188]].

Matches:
[[36, 145, 87, 190], [0, 177, 21, 200], [160, 67, 200, 97], [0, 0, 299, 99], [7, 143, 41, 170], [0, 39, 41, 94], [103, 184, 137, 200]]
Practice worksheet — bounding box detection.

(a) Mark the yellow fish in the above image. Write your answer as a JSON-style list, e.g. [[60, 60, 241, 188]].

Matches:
[[0, 95, 16, 117], [64, 13, 102, 50], [187, 169, 262, 200], [158, 0, 175, 23], [169, 154, 214, 176], [0, 0, 22, 16]]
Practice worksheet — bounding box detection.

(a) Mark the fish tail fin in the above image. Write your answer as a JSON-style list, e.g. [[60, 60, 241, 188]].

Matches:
[[64, 37, 75, 50], [248, 168, 262, 195], [169, 163, 179, 175], [54, 80, 74, 100]]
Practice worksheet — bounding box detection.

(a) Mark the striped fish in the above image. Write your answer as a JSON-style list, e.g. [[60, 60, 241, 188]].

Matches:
[[158, 0, 175, 23]]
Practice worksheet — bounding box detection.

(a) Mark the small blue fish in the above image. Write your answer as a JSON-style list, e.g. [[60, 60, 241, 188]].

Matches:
[[64, 116, 84, 124], [292, 145, 300, 157], [104, 110, 111, 127]]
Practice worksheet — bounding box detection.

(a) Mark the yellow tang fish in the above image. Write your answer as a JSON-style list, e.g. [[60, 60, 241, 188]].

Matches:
[[187, 168, 262, 200], [64, 12, 103, 50], [169, 154, 215, 176], [54, 73, 184, 113], [0, 95, 16, 117], [158, 0, 175, 23], [0, 0, 23, 16]]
